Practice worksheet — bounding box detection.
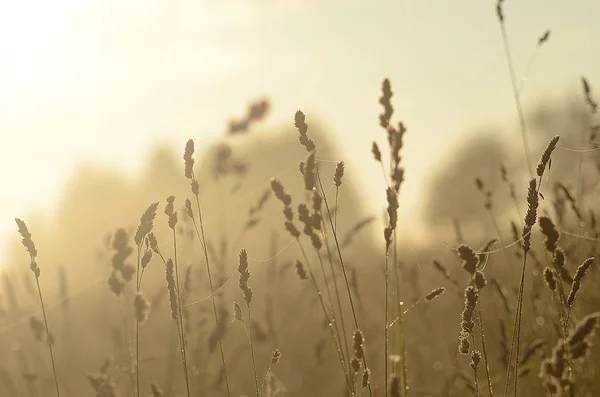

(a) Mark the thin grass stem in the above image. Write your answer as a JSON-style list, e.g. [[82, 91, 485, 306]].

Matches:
[[245, 306, 261, 397], [297, 239, 353, 392], [317, 173, 374, 397], [192, 194, 232, 397], [476, 304, 493, 396], [35, 277, 61, 397], [498, 15, 534, 179], [172, 229, 192, 397]]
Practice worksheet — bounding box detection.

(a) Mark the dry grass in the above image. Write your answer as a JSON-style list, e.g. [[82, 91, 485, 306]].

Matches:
[[2, 5, 600, 397]]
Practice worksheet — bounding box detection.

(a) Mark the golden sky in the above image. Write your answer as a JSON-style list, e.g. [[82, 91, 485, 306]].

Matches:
[[1, 0, 599, 260]]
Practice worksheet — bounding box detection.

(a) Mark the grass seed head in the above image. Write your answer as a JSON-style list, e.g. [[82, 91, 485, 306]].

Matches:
[[361, 368, 370, 388], [312, 190, 322, 212], [553, 248, 566, 269], [473, 271, 487, 290], [15, 218, 37, 259], [285, 222, 300, 238], [15, 219, 40, 276], [353, 329, 365, 359], [184, 198, 194, 219], [310, 233, 322, 251], [425, 287, 446, 301], [165, 195, 175, 216], [295, 111, 316, 152], [147, 232, 159, 254], [460, 286, 478, 335], [538, 216, 560, 253], [522, 178, 539, 252], [543, 267, 556, 291], [386, 187, 399, 230], [540, 312, 600, 394], [165, 259, 178, 320], [537, 136, 560, 177], [238, 249, 252, 306], [165, 196, 178, 229], [271, 349, 281, 365], [567, 257, 594, 307], [298, 204, 312, 233], [283, 207, 293, 221], [311, 213, 322, 231], [295, 260, 308, 280], [108, 271, 126, 296], [379, 78, 394, 129], [351, 357, 361, 374], [135, 202, 159, 246], [141, 249, 153, 269], [459, 337, 470, 355], [270, 178, 292, 207], [582, 77, 598, 113], [232, 302, 243, 322], [334, 161, 345, 187], [184, 139, 195, 179], [496, 0, 504, 22], [134, 292, 151, 324], [566, 312, 600, 359], [384, 226, 393, 248], [470, 350, 481, 371], [372, 142, 382, 162], [191, 179, 200, 196], [457, 245, 479, 275], [304, 152, 316, 191]]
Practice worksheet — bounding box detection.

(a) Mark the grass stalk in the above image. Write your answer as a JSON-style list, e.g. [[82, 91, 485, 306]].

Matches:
[[384, 247, 390, 397], [15, 219, 61, 397], [191, 194, 232, 396], [172, 228, 192, 397], [245, 306, 261, 397], [297, 240, 353, 392], [317, 173, 374, 397], [476, 305, 493, 396], [135, 245, 142, 397], [503, 250, 528, 397], [392, 232, 407, 396], [497, 4, 534, 179], [334, 186, 340, 233], [318, 218, 352, 374], [316, 251, 349, 366], [35, 277, 61, 397]]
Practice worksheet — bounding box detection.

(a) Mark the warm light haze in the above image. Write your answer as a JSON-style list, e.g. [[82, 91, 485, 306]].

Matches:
[[1, 1, 600, 396], [2, 0, 598, 261]]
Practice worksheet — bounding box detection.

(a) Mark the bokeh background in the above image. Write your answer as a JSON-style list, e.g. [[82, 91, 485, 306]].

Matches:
[[2, 0, 600, 255], [1, 1, 600, 396]]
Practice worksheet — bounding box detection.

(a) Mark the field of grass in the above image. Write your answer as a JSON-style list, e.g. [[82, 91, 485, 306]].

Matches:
[[1, 2, 600, 397]]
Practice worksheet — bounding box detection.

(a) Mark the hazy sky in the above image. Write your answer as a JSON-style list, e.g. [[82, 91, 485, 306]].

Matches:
[[1, 0, 599, 262]]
